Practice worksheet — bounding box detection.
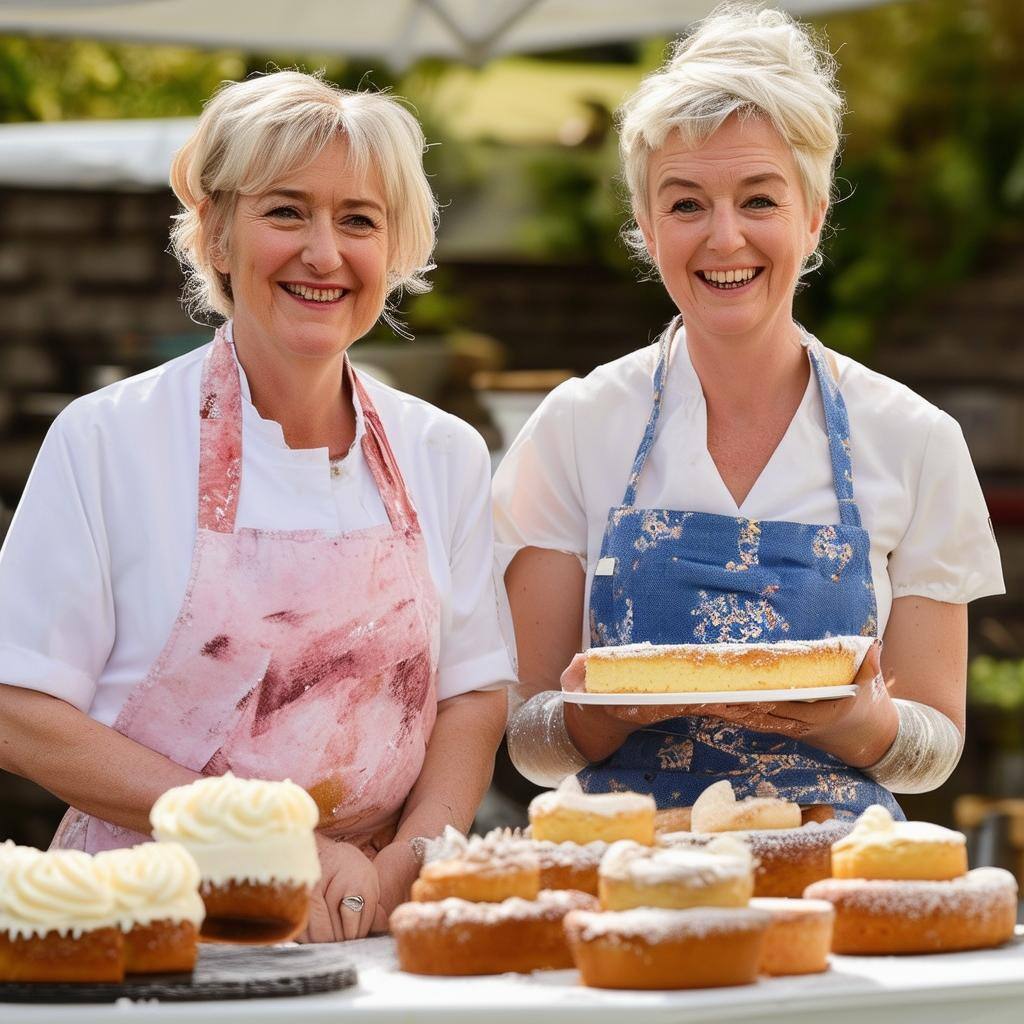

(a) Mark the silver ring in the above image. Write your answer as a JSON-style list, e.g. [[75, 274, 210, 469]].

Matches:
[[341, 895, 365, 913]]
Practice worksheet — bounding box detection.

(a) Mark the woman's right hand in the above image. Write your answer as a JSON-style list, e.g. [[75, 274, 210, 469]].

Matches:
[[300, 835, 381, 943]]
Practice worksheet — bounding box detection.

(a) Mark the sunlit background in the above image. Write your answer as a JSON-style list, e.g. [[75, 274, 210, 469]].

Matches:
[[0, 0, 1021, 881]]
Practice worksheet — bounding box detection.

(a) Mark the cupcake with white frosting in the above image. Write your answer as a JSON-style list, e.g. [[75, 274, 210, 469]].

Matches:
[[150, 773, 321, 943], [95, 843, 205, 973], [0, 849, 123, 982]]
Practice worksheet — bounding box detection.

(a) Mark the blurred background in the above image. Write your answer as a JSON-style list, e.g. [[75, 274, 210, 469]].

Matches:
[[0, 0, 1021, 879]]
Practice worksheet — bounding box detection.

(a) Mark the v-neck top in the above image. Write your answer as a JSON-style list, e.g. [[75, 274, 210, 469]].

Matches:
[[493, 324, 1003, 644]]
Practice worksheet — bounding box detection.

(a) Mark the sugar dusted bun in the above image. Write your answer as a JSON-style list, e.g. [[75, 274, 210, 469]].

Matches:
[[598, 836, 753, 911], [529, 776, 655, 845], [151, 773, 320, 944], [832, 804, 967, 881], [0, 850, 122, 983], [565, 906, 771, 990], [805, 868, 1018, 954], [750, 897, 834, 975], [584, 638, 859, 694], [659, 819, 852, 898], [95, 843, 204, 974], [691, 780, 801, 833], [391, 889, 598, 975], [411, 829, 539, 903]]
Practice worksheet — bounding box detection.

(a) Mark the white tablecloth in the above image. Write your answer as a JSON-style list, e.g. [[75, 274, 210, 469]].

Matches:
[[6, 929, 1024, 1024]]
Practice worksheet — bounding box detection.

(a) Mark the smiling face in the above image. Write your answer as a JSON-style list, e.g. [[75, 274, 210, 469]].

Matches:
[[212, 135, 389, 362], [639, 113, 826, 347]]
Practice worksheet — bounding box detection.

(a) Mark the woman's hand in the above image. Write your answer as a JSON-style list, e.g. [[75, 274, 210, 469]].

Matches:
[[299, 835, 381, 943], [371, 840, 421, 932], [686, 642, 899, 767]]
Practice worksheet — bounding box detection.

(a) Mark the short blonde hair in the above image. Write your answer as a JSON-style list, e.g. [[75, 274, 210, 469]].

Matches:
[[620, 3, 843, 270], [170, 70, 438, 320]]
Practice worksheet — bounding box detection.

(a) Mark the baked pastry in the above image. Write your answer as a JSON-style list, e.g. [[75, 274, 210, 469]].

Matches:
[[598, 836, 754, 911], [654, 806, 693, 835], [95, 843, 205, 974], [660, 819, 852, 898], [529, 776, 655, 845], [391, 889, 598, 975], [749, 896, 834, 975], [691, 779, 802, 833], [805, 868, 1018, 954], [0, 849, 123, 983], [583, 637, 860, 694], [411, 830, 539, 903], [564, 906, 771, 990], [150, 773, 321, 943], [831, 804, 967, 881]]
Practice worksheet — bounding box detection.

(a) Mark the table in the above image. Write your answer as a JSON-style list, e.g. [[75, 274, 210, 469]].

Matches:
[[6, 929, 1024, 1024]]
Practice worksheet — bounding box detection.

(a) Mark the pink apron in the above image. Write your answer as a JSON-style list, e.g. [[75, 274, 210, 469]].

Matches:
[[53, 327, 440, 855]]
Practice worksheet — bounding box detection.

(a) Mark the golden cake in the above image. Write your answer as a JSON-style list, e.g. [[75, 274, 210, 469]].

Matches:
[[529, 776, 655, 845], [391, 889, 598, 975], [691, 779, 802, 833], [598, 836, 754, 911], [411, 829, 539, 903], [95, 843, 205, 974], [0, 849, 123, 983], [584, 638, 860, 694], [749, 896, 835, 975], [564, 906, 772, 990], [150, 773, 321, 943], [831, 804, 968, 881], [805, 868, 1018, 955]]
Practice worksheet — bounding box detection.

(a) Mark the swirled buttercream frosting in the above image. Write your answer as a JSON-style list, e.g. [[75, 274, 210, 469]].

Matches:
[[149, 773, 321, 886], [0, 850, 118, 939], [95, 843, 205, 929]]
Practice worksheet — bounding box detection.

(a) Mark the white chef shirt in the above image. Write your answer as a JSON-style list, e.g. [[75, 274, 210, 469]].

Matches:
[[0, 327, 514, 726], [493, 325, 1004, 646]]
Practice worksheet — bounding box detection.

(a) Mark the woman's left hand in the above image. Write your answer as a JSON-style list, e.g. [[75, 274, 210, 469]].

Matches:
[[688, 642, 898, 768], [369, 840, 421, 933]]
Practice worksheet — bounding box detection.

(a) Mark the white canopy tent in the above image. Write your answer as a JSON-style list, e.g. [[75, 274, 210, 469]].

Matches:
[[0, 0, 892, 68]]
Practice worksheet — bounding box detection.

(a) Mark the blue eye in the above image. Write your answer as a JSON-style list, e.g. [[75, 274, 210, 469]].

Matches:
[[672, 198, 701, 213], [746, 196, 776, 209], [268, 206, 300, 219], [345, 214, 378, 230]]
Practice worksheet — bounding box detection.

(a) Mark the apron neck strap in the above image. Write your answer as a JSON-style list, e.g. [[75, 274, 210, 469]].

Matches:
[[621, 317, 680, 507], [196, 329, 420, 535], [348, 361, 421, 533], [621, 320, 863, 528], [197, 327, 243, 533]]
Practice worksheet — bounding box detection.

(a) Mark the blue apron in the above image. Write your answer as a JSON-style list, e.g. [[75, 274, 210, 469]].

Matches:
[[581, 320, 903, 820]]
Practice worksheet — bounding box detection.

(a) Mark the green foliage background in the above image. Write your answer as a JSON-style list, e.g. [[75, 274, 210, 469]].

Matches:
[[1, 0, 1021, 355]]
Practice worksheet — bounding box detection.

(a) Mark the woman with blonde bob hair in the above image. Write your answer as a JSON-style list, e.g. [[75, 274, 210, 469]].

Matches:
[[497, 5, 1002, 816], [0, 71, 513, 941]]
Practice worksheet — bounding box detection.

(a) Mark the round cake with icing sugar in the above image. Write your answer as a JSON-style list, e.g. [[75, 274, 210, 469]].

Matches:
[[805, 867, 1018, 954], [660, 818, 852, 898], [598, 836, 754, 911], [564, 906, 771, 990], [749, 897, 834, 975], [583, 637, 861, 694], [529, 776, 655, 845], [411, 829, 540, 903], [831, 804, 968, 881], [0, 849, 123, 983], [390, 889, 598, 975], [150, 772, 321, 943], [95, 843, 205, 974], [483, 828, 607, 895], [691, 780, 802, 833]]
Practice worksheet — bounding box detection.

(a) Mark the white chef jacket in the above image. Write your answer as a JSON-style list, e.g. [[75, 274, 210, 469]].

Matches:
[[493, 326, 1004, 647], [0, 326, 514, 726]]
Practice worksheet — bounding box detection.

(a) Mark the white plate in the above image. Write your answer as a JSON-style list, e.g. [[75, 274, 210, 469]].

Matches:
[[562, 684, 857, 705]]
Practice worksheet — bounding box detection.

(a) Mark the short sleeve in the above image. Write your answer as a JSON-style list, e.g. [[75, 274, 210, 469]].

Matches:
[[0, 407, 115, 710], [492, 378, 588, 569], [887, 411, 1004, 603], [435, 429, 516, 700]]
